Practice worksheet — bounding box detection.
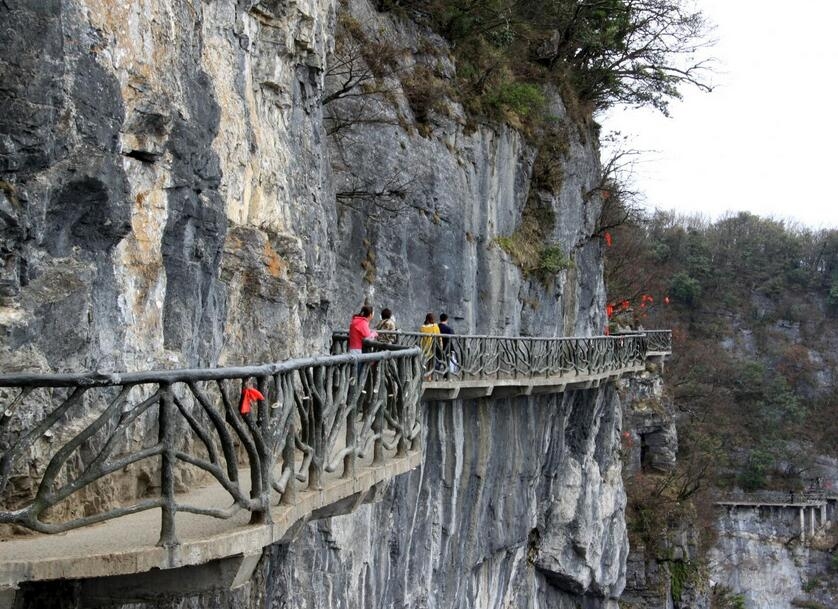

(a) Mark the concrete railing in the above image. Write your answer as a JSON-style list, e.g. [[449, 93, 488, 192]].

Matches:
[[643, 330, 672, 353], [0, 345, 422, 545], [716, 493, 837, 543], [333, 332, 653, 383], [0, 331, 671, 599]]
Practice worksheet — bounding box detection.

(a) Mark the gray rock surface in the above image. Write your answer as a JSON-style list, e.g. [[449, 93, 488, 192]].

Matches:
[[619, 370, 709, 609], [270, 389, 627, 609], [709, 508, 838, 609]]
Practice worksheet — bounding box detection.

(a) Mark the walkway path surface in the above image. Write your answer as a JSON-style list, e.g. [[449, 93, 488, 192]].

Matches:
[[0, 364, 646, 589], [0, 448, 420, 588]]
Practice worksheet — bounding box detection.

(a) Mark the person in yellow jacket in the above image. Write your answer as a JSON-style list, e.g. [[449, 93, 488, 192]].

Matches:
[[419, 313, 441, 378]]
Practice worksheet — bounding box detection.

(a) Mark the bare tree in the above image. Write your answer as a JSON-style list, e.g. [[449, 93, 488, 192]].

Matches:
[[322, 12, 405, 128], [335, 171, 421, 221], [587, 133, 646, 236]]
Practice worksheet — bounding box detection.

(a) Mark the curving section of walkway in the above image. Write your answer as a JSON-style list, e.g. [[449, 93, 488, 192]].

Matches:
[[0, 347, 423, 596], [336, 330, 670, 400]]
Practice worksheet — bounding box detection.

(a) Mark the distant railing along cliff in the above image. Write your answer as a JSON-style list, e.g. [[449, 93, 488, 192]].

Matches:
[[0, 329, 670, 599], [334, 330, 670, 399], [336, 331, 670, 375]]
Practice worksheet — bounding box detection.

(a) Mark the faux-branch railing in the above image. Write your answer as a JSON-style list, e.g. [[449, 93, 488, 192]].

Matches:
[[333, 332, 660, 381], [0, 344, 422, 546], [642, 330, 672, 353]]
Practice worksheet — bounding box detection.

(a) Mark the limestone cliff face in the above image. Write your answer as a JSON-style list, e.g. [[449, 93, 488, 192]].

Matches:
[[2, 0, 620, 607], [271, 390, 628, 609], [709, 509, 838, 609], [18, 389, 627, 609], [1, 0, 336, 373], [0, 0, 606, 375], [619, 368, 710, 609]]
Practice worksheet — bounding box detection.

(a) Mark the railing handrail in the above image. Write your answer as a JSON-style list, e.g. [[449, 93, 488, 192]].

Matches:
[[0, 347, 421, 388], [337, 330, 652, 341]]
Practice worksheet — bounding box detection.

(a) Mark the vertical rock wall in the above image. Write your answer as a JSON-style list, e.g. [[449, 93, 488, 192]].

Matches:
[[0, 0, 607, 378], [709, 509, 838, 609], [0, 0, 338, 374], [272, 389, 628, 609]]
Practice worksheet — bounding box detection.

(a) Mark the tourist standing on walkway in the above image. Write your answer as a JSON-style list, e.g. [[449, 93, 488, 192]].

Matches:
[[438, 313, 456, 377], [438, 313, 454, 349], [349, 306, 378, 354], [376, 308, 397, 343], [419, 313, 441, 377]]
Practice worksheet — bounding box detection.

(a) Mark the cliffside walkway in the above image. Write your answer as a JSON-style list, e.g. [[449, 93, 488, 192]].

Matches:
[[716, 491, 837, 542], [334, 330, 671, 400], [0, 330, 670, 603]]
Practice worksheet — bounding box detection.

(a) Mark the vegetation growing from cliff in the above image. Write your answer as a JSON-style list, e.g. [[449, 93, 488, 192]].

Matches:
[[378, 0, 713, 122], [495, 197, 574, 283], [616, 211, 837, 607]]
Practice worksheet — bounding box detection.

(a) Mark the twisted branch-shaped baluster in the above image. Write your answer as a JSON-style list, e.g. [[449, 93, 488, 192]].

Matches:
[[172, 389, 254, 515], [269, 371, 296, 498], [0, 386, 77, 497], [216, 379, 264, 519], [323, 363, 361, 474], [2, 388, 162, 533]]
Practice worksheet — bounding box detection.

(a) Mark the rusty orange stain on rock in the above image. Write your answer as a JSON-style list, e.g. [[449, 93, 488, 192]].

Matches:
[[263, 241, 286, 278]]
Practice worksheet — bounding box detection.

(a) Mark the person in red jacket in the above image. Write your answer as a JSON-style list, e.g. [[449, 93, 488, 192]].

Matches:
[[348, 305, 378, 354]]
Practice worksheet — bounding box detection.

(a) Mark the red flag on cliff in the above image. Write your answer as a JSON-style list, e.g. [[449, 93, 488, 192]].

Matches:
[[240, 387, 265, 414]]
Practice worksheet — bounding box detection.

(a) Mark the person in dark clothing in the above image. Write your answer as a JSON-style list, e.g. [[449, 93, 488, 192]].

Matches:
[[438, 313, 454, 349], [438, 313, 456, 378]]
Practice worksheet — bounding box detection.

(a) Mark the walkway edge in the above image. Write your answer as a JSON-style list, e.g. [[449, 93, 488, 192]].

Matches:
[[0, 452, 421, 590]]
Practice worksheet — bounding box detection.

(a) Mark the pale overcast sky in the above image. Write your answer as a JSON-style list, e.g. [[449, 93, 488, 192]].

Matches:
[[602, 0, 838, 230]]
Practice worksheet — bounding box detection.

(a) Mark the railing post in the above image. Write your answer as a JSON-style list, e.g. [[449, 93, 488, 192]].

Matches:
[[157, 383, 177, 548], [528, 338, 534, 379], [396, 359, 410, 457], [281, 422, 296, 506], [344, 395, 357, 479], [373, 395, 385, 465], [305, 367, 325, 491], [252, 375, 271, 524], [513, 341, 519, 379]]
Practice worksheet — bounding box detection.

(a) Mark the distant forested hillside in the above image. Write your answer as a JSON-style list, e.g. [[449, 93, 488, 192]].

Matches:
[[606, 212, 837, 533]]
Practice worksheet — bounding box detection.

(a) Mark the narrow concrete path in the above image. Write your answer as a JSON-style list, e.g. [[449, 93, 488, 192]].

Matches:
[[0, 447, 421, 588]]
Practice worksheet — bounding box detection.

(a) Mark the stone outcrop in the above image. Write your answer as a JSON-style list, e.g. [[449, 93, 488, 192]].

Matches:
[[619, 367, 710, 609], [709, 508, 838, 609], [266, 389, 628, 609], [0, 0, 606, 374]]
